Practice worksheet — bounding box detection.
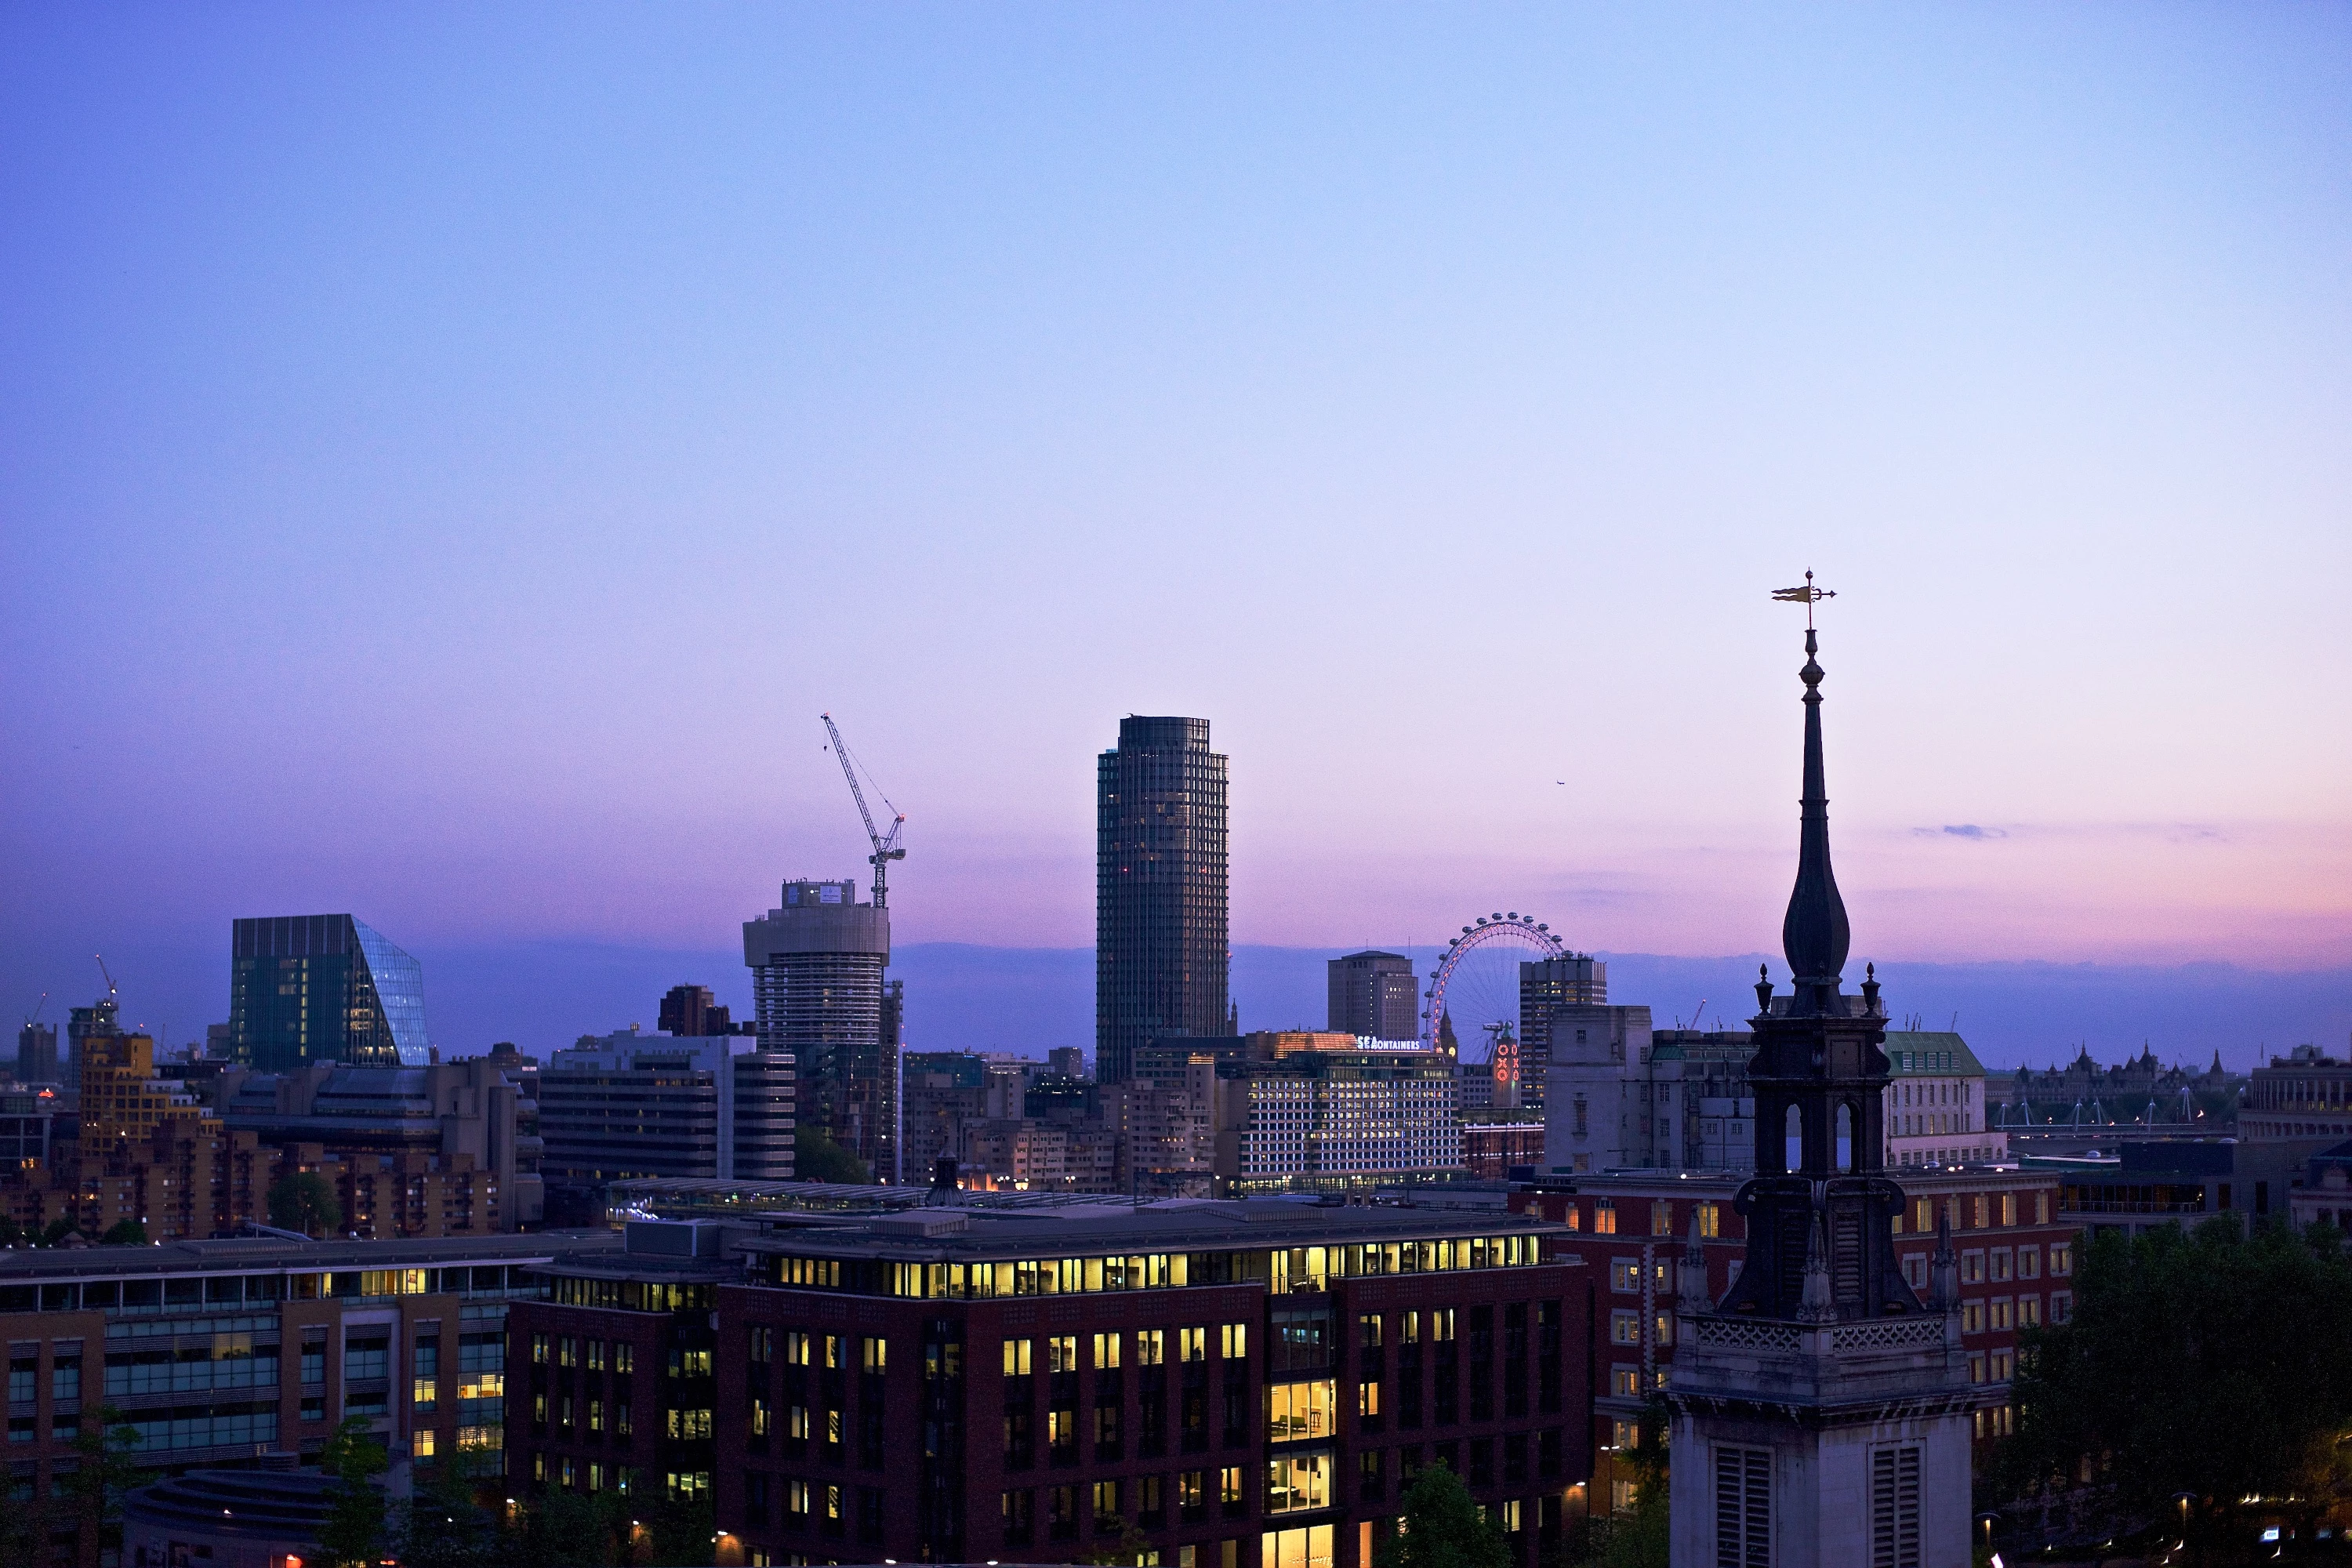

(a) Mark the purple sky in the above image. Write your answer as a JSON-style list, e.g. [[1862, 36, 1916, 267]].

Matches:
[[3, 6, 2347, 1054]]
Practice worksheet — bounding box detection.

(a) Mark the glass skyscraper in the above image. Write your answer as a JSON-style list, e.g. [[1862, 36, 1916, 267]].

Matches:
[[1096, 715, 1229, 1085], [227, 913, 432, 1069]]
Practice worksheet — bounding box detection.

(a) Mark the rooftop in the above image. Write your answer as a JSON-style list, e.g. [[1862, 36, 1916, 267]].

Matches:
[[1883, 1031, 1986, 1078], [733, 1196, 1571, 1262], [0, 1228, 616, 1284]]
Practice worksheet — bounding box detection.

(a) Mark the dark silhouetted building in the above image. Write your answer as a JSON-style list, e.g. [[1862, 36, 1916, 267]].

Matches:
[[64, 991, 121, 1089], [659, 984, 739, 1037], [0, 1088, 63, 1167], [227, 914, 432, 1070], [16, 1020, 58, 1084], [1098, 717, 1229, 1085], [1327, 951, 1419, 1040]]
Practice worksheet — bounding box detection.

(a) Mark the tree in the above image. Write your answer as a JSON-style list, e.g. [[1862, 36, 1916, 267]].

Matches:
[[316, 1417, 390, 1568], [505, 1489, 619, 1568], [269, 1171, 343, 1236], [0, 1212, 21, 1247], [100, 1218, 148, 1246], [644, 1493, 715, 1566], [1994, 1217, 2352, 1526], [42, 1217, 79, 1246], [1572, 1401, 1670, 1568], [1377, 1463, 1510, 1568], [795, 1125, 869, 1185], [398, 1450, 499, 1568], [57, 1403, 144, 1564]]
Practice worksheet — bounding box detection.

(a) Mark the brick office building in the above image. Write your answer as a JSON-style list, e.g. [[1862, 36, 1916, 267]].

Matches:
[[507, 1221, 737, 1509], [511, 1201, 1590, 1568], [2, 1231, 604, 1568], [1510, 1162, 2073, 1503]]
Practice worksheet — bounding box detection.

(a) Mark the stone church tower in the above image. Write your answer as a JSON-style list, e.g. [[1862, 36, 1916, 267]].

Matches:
[[1667, 612, 1975, 1567]]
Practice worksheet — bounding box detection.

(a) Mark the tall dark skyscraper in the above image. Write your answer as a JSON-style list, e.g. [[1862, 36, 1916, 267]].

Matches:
[[1327, 950, 1419, 1040], [227, 913, 432, 1070], [1096, 715, 1229, 1085], [16, 1022, 59, 1083]]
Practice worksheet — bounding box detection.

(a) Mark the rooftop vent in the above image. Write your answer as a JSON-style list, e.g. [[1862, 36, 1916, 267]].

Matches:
[[626, 1218, 723, 1258]]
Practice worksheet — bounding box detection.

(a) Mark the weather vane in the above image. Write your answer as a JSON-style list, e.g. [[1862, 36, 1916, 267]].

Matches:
[[1771, 569, 1835, 629]]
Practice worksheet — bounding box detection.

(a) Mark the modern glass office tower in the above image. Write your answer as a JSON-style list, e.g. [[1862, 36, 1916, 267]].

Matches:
[[227, 913, 431, 1069], [1096, 716, 1229, 1085]]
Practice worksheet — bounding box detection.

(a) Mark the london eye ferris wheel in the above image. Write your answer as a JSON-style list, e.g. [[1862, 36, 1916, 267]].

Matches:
[[1421, 912, 1569, 1100]]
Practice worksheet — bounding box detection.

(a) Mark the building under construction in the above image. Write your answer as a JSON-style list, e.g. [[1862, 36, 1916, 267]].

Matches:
[[743, 880, 898, 1181]]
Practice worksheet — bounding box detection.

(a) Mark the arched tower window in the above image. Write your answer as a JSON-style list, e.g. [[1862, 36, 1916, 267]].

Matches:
[[1835, 1102, 1854, 1172], [1784, 1104, 1803, 1172]]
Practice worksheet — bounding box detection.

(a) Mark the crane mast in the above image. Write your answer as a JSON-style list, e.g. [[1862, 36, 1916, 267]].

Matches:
[[820, 713, 906, 908]]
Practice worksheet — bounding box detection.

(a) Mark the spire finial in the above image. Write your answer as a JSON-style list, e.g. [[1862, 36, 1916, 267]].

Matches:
[[1773, 573, 1850, 1004]]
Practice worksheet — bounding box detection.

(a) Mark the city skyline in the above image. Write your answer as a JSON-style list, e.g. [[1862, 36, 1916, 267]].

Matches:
[[4, 9, 2347, 1051]]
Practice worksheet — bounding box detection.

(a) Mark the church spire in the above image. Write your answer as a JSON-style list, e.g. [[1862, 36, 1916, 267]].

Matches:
[[1776, 573, 1849, 1007]]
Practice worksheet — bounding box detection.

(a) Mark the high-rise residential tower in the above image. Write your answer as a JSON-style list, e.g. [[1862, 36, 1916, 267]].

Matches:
[[1095, 716, 1229, 1085], [1327, 949, 1420, 1040], [1516, 953, 1606, 1111], [742, 879, 891, 1177], [15, 1022, 58, 1084], [227, 914, 431, 1070]]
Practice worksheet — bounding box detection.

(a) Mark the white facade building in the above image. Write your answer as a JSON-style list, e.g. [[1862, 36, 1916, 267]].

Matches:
[[1212, 1041, 1460, 1195], [1542, 1004, 1667, 1172], [1883, 1031, 2007, 1168]]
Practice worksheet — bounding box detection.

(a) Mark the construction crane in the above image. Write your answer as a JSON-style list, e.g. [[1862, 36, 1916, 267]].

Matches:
[[22, 992, 45, 1027], [96, 954, 117, 1002], [820, 713, 906, 908]]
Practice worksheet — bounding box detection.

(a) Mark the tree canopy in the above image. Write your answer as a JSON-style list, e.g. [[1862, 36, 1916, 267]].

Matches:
[[1996, 1217, 2352, 1515], [268, 1171, 343, 1236], [316, 1417, 390, 1568], [795, 1125, 870, 1185], [1377, 1462, 1510, 1568], [58, 1403, 145, 1564]]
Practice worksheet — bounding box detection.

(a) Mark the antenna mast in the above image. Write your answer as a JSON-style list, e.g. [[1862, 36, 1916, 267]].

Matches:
[[820, 713, 906, 908]]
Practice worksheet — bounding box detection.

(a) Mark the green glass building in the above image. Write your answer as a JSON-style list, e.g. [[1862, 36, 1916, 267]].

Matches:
[[227, 913, 431, 1069]]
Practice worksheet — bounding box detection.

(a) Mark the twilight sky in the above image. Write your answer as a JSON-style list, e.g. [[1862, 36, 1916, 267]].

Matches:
[[3, 5, 2348, 1051]]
